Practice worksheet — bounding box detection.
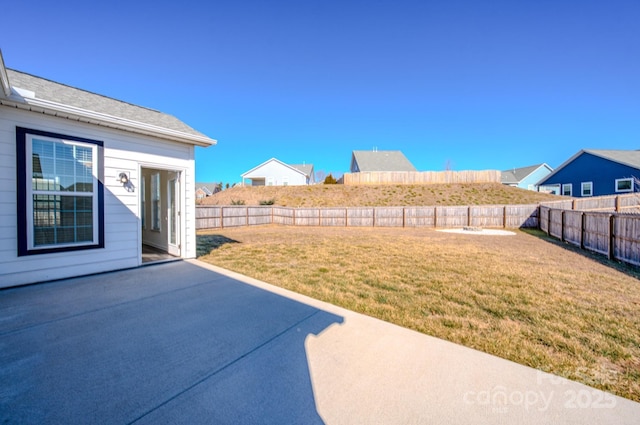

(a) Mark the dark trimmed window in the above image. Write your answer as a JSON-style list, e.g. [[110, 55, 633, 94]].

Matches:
[[16, 127, 104, 256]]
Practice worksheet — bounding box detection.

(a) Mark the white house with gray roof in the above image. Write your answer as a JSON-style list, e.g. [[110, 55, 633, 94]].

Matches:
[[350, 150, 416, 173], [241, 158, 315, 186], [0, 50, 216, 288]]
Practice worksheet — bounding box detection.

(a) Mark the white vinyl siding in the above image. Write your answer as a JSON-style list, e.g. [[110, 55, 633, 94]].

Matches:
[[0, 107, 197, 288], [242, 159, 309, 186]]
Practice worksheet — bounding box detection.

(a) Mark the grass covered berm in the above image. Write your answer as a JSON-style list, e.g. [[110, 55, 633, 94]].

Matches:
[[199, 183, 560, 207]]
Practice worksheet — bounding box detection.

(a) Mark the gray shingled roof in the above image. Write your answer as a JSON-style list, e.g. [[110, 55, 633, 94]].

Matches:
[[585, 149, 640, 169], [351, 150, 416, 172], [501, 164, 547, 184], [6, 69, 209, 139], [290, 164, 314, 177]]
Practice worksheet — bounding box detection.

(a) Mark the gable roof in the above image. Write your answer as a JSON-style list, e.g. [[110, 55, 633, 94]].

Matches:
[[585, 149, 640, 169], [501, 163, 552, 184], [290, 163, 314, 177], [538, 149, 640, 185], [241, 158, 310, 178], [351, 150, 416, 172], [195, 186, 213, 196], [0, 50, 215, 147], [195, 183, 222, 195]]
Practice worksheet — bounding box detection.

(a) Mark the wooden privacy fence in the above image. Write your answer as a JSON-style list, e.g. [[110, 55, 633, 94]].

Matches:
[[541, 193, 640, 213], [196, 195, 640, 267], [196, 204, 540, 230], [540, 206, 640, 267], [342, 170, 501, 185]]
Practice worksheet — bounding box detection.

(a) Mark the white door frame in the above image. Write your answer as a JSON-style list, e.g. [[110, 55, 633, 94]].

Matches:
[[166, 171, 181, 256], [138, 163, 186, 264]]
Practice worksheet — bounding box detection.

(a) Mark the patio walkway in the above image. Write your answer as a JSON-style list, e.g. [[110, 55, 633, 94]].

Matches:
[[1, 260, 638, 424]]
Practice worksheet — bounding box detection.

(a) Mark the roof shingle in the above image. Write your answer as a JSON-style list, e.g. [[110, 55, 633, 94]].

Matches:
[[6, 69, 209, 139], [351, 150, 416, 172]]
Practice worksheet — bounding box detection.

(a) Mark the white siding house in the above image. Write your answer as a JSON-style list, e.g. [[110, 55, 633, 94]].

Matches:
[[0, 52, 216, 288], [241, 158, 315, 186]]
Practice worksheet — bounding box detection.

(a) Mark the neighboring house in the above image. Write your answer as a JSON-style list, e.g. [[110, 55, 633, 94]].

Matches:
[[195, 186, 212, 200], [501, 163, 553, 191], [536, 150, 640, 197], [350, 150, 416, 172], [0, 51, 216, 288], [195, 182, 221, 199], [241, 158, 315, 186]]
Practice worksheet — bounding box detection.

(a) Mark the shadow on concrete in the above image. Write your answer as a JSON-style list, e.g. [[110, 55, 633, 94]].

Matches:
[[0, 261, 343, 424], [196, 234, 241, 257]]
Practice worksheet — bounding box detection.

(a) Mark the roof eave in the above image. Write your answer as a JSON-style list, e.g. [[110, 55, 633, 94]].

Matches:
[[0, 51, 11, 97], [0, 95, 216, 147]]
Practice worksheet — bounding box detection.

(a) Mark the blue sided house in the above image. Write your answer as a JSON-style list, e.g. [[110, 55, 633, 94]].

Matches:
[[537, 150, 640, 197]]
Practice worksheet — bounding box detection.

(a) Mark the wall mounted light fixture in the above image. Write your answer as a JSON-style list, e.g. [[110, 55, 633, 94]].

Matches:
[[117, 171, 135, 192]]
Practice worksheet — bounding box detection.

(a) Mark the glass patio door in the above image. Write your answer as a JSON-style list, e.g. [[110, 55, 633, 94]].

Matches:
[[167, 172, 181, 256]]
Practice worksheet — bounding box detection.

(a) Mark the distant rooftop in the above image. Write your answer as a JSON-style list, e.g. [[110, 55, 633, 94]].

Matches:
[[351, 150, 416, 172], [584, 149, 640, 169], [290, 163, 314, 177], [501, 163, 550, 184]]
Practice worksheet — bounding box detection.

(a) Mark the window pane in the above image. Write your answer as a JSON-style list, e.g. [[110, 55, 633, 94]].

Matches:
[[21, 130, 102, 255], [151, 173, 161, 230], [32, 195, 93, 246], [617, 179, 632, 191]]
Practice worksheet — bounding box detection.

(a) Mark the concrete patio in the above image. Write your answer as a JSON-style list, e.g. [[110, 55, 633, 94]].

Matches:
[[1, 260, 638, 424]]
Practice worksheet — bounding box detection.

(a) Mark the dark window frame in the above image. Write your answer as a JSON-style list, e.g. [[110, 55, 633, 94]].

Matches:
[[16, 127, 104, 256]]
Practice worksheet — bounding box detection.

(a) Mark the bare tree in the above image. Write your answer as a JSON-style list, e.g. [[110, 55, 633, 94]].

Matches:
[[315, 170, 326, 183], [444, 160, 454, 171]]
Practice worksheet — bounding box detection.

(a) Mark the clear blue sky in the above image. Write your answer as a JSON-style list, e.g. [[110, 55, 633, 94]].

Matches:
[[4, 0, 639, 184]]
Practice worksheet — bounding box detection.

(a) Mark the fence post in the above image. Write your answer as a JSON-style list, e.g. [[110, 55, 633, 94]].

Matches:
[[345, 208, 348, 227], [467, 206, 471, 227], [319, 208, 321, 227], [615, 196, 621, 213], [608, 214, 615, 260], [221, 207, 224, 229], [503, 206, 507, 228], [372, 208, 376, 227], [580, 212, 585, 250], [434, 207, 438, 228], [547, 208, 551, 235], [561, 210, 565, 242], [293, 208, 296, 226]]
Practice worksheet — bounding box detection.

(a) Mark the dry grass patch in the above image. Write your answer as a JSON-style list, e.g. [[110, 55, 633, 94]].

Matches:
[[197, 225, 640, 401], [201, 183, 559, 207]]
